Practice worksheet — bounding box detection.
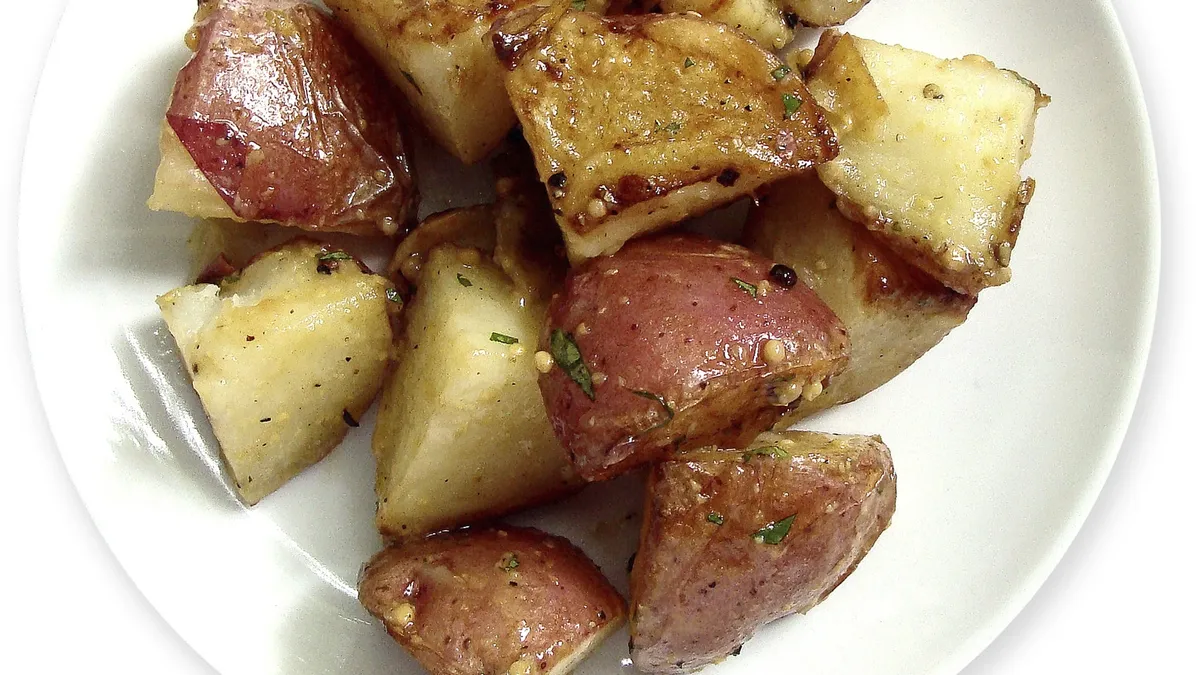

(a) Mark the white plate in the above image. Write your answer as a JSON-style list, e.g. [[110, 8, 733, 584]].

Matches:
[[18, 1, 1158, 674]]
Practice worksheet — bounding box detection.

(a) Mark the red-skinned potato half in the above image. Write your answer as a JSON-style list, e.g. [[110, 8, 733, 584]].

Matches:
[[630, 431, 897, 673], [165, 0, 417, 234], [359, 526, 626, 675], [538, 234, 849, 482]]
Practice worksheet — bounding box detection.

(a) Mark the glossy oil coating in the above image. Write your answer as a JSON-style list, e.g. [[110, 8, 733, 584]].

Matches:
[[359, 527, 626, 675], [167, 0, 416, 233], [630, 431, 897, 672], [538, 234, 849, 481]]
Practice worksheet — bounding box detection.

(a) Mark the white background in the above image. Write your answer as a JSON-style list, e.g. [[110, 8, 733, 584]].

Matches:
[[1, 1, 1195, 673]]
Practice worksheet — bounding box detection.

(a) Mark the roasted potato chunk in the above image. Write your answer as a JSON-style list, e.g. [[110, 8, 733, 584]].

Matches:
[[492, 8, 837, 262], [157, 240, 394, 504], [360, 526, 626, 675], [538, 234, 849, 482], [373, 245, 577, 539], [745, 174, 976, 423], [326, 0, 608, 164], [805, 31, 1049, 294], [658, 0, 792, 50], [150, 0, 416, 235], [630, 431, 897, 673], [783, 0, 871, 26]]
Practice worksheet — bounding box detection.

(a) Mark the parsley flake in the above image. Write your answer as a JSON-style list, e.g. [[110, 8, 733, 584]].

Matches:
[[631, 389, 674, 433], [782, 92, 802, 119], [571, 0, 587, 9], [490, 332, 519, 345], [317, 251, 353, 262], [706, 512, 725, 525], [771, 65, 791, 81], [550, 329, 595, 400], [385, 287, 403, 304], [732, 277, 758, 298], [501, 553, 519, 571], [457, 274, 473, 287], [684, 57, 696, 69], [752, 514, 796, 545], [654, 120, 683, 135]]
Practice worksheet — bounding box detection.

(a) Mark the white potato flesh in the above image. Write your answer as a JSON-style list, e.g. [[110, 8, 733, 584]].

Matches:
[[158, 240, 394, 504], [660, 0, 791, 50], [806, 31, 1049, 295], [373, 245, 577, 539], [325, 0, 608, 164], [146, 122, 238, 220]]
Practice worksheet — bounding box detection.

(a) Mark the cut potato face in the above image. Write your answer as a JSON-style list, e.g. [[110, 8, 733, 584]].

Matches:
[[492, 9, 837, 262], [359, 526, 626, 675], [153, 0, 417, 234], [745, 174, 976, 423], [782, 0, 871, 26], [326, 0, 608, 164], [630, 431, 897, 673], [805, 31, 1049, 294], [538, 234, 849, 482], [372, 245, 578, 539], [157, 240, 394, 504], [659, 0, 791, 50]]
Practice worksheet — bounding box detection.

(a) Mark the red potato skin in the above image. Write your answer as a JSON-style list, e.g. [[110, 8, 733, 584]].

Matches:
[[168, 0, 416, 233], [359, 527, 626, 675], [630, 433, 897, 673], [538, 234, 849, 482]]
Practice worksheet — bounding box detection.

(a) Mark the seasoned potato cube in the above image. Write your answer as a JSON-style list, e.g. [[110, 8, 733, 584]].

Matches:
[[326, 0, 608, 164], [373, 245, 578, 539], [538, 234, 849, 482], [631, 431, 896, 673], [745, 174, 976, 424], [659, 0, 792, 50], [151, 0, 417, 235], [360, 526, 626, 675], [157, 240, 395, 505], [805, 31, 1049, 294], [782, 0, 871, 26], [492, 8, 837, 262]]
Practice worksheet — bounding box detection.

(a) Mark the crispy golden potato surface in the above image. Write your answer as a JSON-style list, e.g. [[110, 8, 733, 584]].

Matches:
[[492, 8, 837, 262]]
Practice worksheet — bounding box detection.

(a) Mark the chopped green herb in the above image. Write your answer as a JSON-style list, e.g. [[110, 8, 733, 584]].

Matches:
[[742, 445, 790, 462], [317, 251, 354, 262], [550, 329, 595, 400], [752, 514, 796, 545], [385, 287, 403, 304], [571, 0, 587, 9], [400, 70, 423, 95], [684, 57, 696, 69], [631, 389, 674, 433], [654, 120, 683, 135], [771, 65, 791, 81], [501, 553, 519, 571], [490, 332, 519, 345], [706, 512, 725, 525], [457, 274, 473, 287], [732, 277, 758, 298], [782, 92, 802, 119]]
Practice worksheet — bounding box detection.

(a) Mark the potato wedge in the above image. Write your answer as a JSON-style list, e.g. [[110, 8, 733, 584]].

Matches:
[[538, 234, 849, 482], [805, 31, 1049, 294], [630, 431, 897, 673], [782, 0, 871, 27], [745, 173, 976, 423], [157, 240, 394, 504], [326, 0, 608, 164], [360, 526, 626, 675], [151, 0, 417, 234], [373, 245, 577, 539], [658, 0, 792, 50], [492, 8, 837, 262]]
